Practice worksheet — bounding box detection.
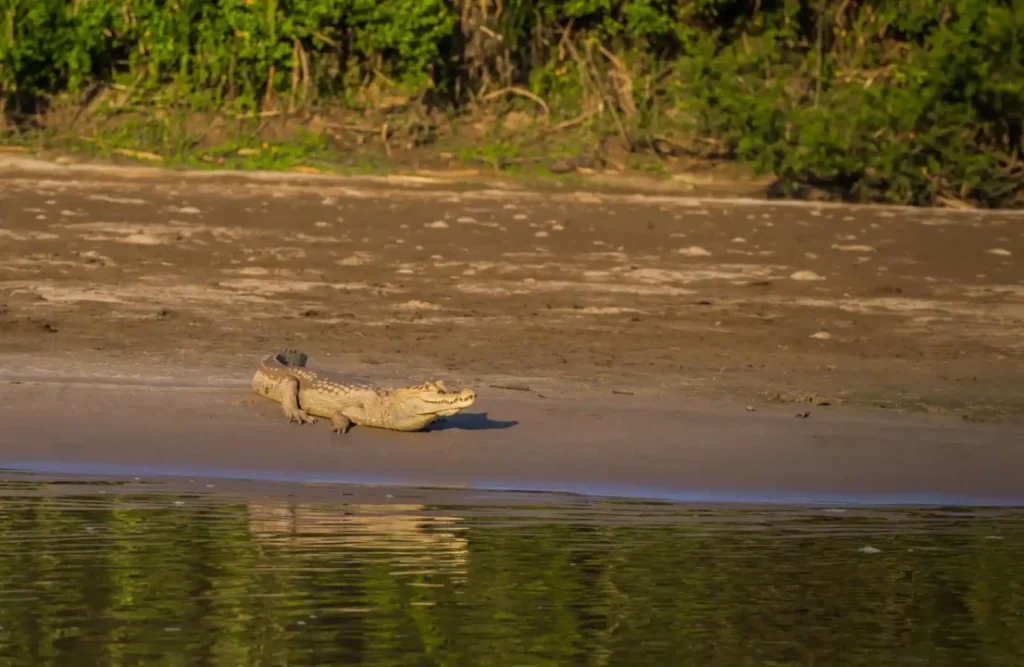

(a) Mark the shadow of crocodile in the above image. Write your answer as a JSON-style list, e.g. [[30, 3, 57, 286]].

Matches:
[[427, 412, 518, 432]]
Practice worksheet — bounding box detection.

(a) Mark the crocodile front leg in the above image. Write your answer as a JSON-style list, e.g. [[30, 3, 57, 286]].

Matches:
[[279, 377, 316, 425]]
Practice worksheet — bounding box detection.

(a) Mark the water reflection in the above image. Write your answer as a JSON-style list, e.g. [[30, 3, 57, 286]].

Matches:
[[0, 474, 1021, 666], [247, 502, 469, 576]]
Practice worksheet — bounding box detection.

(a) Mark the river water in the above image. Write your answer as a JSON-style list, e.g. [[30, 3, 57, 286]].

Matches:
[[0, 472, 1021, 666]]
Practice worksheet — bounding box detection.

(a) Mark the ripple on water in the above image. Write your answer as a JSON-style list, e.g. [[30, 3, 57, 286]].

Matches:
[[0, 472, 1021, 666]]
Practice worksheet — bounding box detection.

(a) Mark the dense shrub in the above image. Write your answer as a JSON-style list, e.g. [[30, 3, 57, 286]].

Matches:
[[1, 0, 1021, 206]]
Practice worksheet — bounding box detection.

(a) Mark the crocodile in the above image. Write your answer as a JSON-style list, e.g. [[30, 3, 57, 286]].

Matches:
[[251, 349, 477, 433]]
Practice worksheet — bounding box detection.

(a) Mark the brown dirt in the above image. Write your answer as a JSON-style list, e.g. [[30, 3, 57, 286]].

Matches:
[[1, 158, 1023, 423]]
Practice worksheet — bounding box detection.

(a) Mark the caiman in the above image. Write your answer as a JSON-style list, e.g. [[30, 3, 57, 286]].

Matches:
[[252, 349, 477, 433]]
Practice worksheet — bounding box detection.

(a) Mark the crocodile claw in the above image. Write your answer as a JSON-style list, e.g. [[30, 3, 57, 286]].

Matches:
[[287, 410, 316, 425]]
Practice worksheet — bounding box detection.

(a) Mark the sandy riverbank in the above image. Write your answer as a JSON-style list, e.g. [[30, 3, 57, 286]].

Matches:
[[2, 160, 1023, 421], [1, 356, 1022, 506], [1, 161, 1022, 505]]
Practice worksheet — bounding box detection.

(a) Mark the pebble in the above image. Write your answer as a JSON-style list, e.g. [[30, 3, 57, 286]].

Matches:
[[790, 270, 826, 281], [831, 244, 876, 253], [677, 246, 712, 257]]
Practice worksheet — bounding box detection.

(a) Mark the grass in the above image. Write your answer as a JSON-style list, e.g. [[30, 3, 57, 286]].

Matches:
[[0, 102, 726, 195]]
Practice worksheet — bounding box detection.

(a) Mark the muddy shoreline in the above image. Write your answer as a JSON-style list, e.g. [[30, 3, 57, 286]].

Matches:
[[2, 362, 1023, 506]]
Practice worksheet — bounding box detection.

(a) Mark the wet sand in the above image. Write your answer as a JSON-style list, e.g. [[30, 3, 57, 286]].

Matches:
[[1, 359, 1022, 506]]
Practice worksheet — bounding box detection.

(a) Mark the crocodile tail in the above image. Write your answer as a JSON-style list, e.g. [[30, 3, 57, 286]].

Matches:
[[274, 349, 309, 367]]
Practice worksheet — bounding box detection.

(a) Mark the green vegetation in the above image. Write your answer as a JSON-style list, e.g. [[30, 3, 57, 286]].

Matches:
[[1, 0, 1022, 206]]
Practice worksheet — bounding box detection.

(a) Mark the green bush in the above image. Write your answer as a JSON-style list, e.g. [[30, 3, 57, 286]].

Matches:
[[1, 0, 1020, 207], [0, 0, 456, 110]]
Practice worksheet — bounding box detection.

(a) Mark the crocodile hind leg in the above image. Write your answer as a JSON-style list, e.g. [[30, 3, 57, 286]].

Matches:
[[330, 413, 352, 434], [330, 405, 365, 434], [278, 377, 316, 425]]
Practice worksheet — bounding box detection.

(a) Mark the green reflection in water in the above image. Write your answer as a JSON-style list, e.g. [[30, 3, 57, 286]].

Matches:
[[0, 477, 1021, 666]]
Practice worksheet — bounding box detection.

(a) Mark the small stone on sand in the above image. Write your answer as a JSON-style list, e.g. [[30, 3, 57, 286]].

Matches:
[[831, 244, 876, 253], [677, 246, 712, 257]]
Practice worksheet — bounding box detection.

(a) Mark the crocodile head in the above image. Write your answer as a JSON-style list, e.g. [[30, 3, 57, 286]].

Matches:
[[392, 380, 477, 417]]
